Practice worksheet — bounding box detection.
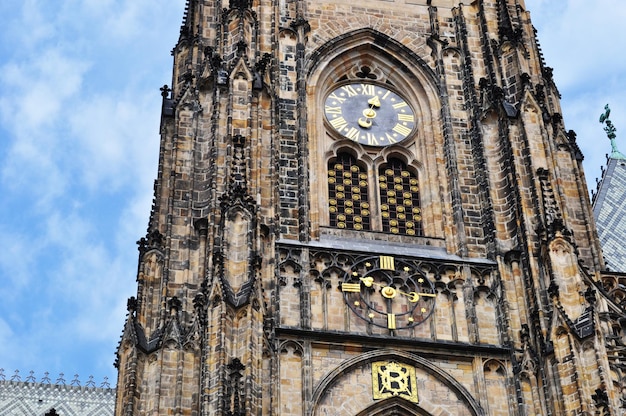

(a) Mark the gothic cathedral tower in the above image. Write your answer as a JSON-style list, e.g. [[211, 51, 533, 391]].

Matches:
[[115, 0, 626, 414]]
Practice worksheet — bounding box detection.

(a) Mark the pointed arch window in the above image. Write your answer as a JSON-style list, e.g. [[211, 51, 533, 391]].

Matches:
[[328, 154, 371, 231], [378, 158, 422, 236], [326, 154, 423, 236]]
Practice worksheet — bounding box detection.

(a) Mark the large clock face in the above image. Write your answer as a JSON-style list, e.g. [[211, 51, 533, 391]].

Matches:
[[341, 255, 436, 329], [324, 83, 416, 147]]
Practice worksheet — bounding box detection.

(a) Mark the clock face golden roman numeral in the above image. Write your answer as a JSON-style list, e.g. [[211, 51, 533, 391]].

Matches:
[[387, 313, 397, 329], [330, 116, 348, 131], [341, 282, 361, 292], [385, 133, 398, 144], [327, 92, 347, 104], [345, 127, 360, 141], [341, 85, 358, 97], [325, 106, 342, 115], [380, 255, 395, 270], [392, 123, 412, 137], [397, 113, 415, 122], [392, 101, 408, 109], [361, 83, 375, 96], [366, 133, 379, 146]]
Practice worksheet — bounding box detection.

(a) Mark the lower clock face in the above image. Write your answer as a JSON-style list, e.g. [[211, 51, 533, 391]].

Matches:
[[324, 83, 416, 146], [341, 255, 436, 329]]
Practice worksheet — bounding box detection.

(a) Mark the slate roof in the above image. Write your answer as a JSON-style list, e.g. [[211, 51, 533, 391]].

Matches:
[[0, 371, 114, 416], [593, 151, 626, 273]]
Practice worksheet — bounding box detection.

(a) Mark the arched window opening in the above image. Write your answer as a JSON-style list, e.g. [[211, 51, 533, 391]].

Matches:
[[328, 154, 371, 231], [378, 158, 422, 236]]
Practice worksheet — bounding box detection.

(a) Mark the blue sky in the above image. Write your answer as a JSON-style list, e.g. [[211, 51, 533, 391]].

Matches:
[[0, 0, 186, 385], [0, 0, 624, 386]]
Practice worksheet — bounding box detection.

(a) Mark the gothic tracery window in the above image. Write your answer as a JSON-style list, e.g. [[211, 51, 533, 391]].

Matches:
[[327, 154, 422, 236], [328, 154, 371, 231], [379, 158, 422, 236]]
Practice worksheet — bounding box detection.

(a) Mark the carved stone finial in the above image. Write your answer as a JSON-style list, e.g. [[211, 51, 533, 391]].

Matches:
[[592, 388, 610, 414], [255, 53, 272, 74], [137, 229, 165, 254], [127, 296, 138, 313], [230, 0, 251, 11], [584, 286, 597, 306], [548, 281, 559, 299], [169, 296, 182, 314], [520, 324, 531, 343], [226, 358, 246, 415]]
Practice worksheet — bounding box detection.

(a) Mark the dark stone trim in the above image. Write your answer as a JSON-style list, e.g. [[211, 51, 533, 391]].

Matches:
[[276, 327, 511, 357]]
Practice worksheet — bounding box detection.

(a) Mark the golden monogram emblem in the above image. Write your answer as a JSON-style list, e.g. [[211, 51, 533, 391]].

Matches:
[[372, 361, 418, 403]]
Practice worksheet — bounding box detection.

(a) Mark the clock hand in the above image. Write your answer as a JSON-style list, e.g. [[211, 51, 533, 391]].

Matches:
[[358, 276, 434, 302], [359, 276, 397, 299], [358, 108, 376, 128], [358, 96, 381, 128], [405, 291, 436, 303], [368, 95, 381, 108], [358, 275, 375, 287]]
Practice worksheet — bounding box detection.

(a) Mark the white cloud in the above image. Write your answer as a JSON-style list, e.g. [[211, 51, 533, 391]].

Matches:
[[0, 47, 90, 205], [0, 229, 39, 292], [526, 0, 626, 187], [0, 49, 88, 132], [529, 0, 626, 89], [67, 92, 160, 192], [11, 0, 56, 50], [0, 0, 185, 381]]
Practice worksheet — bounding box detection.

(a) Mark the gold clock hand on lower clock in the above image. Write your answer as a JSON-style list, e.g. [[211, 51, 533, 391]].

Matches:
[[406, 292, 436, 303], [357, 276, 397, 298], [360, 275, 374, 287], [358, 276, 434, 302]]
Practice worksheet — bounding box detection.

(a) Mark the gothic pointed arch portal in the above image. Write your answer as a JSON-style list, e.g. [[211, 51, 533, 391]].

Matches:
[[309, 350, 484, 416], [355, 397, 431, 416]]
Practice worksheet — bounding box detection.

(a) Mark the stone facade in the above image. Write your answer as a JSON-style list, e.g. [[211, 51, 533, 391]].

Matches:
[[115, 0, 626, 414]]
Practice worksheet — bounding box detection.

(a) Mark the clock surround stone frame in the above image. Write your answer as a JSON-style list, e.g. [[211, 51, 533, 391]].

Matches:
[[306, 29, 449, 248]]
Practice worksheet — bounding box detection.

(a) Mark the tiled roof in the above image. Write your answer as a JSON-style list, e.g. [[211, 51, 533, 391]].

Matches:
[[593, 156, 626, 272], [0, 371, 115, 416]]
